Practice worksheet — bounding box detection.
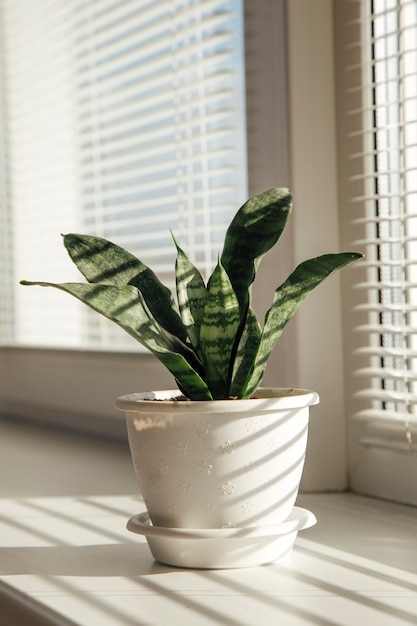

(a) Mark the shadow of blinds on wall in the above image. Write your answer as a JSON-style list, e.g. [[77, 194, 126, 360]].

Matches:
[[0, 0, 247, 350], [348, 0, 417, 453]]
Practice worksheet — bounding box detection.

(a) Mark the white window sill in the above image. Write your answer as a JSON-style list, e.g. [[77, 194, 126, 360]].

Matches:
[[1, 420, 417, 626]]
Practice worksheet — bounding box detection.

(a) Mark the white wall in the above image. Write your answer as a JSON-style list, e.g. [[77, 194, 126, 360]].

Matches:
[[285, 0, 348, 490]]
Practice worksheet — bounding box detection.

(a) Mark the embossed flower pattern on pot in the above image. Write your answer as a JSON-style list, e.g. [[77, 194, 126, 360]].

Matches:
[[242, 500, 255, 514], [221, 440, 235, 455], [222, 521, 234, 529], [245, 460, 256, 473], [222, 481, 236, 495], [198, 461, 213, 475], [173, 440, 187, 455], [178, 481, 192, 496], [201, 501, 216, 515], [157, 461, 168, 475], [245, 417, 259, 433], [196, 420, 211, 437]]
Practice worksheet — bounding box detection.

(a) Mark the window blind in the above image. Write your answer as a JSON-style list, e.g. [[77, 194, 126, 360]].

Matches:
[[347, 0, 417, 452], [0, 0, 247, 349]]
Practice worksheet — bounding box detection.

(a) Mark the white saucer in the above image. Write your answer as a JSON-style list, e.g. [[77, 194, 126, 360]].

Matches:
[[127, 507, 316, 569]]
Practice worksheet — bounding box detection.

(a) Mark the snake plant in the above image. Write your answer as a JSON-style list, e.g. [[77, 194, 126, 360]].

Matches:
[[21, 188, 361, 400]]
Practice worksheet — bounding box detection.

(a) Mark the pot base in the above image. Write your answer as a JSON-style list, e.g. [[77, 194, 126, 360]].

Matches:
[[127, 506, 316, 569]]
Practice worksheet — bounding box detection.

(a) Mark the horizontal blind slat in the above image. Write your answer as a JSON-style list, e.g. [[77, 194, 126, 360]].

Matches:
[[355, 324, 417, 335], [355, 409, 417, 424], [354, 346, 417, 359], [355, 303, 417, 313], [356, 388, 417, 405], [355, 366, 417, 382]]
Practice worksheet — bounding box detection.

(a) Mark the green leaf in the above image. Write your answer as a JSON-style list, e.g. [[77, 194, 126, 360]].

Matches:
[[229, 307, 262, 398], [199, 260, 241, 399], [220, 188, 292, 311], [63, 233, 188, 343], [173, 236, 208, 352], [20, 280, 212, 400], [244, 252, 363, 398]]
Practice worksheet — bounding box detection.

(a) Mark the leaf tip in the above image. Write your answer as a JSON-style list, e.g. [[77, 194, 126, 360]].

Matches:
[[171, 231, 182, 252]]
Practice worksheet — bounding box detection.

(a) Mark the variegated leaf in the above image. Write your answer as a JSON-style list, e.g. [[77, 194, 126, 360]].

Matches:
[[20, 280, 212, 400], [174, 237, 208, 352], [63, 233, 188, 343], [229, 307, 262, 398], [244, 252, 363, 398], [199, 260, 241, 398], [221, 188, 292, 311]]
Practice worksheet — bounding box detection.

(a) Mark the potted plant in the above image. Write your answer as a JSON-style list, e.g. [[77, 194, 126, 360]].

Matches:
[[21, 187, 361, 568]]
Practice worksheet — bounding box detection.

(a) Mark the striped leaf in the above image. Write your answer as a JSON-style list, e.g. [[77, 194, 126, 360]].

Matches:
[[173, 236, 208, 353], [199, 260, 241, 399], [229, 307, 262, 397], [20, 280, 212, 400], [243, 252, 363, 398], [63, 233, 188, 343], [221, 188, 292, 311]]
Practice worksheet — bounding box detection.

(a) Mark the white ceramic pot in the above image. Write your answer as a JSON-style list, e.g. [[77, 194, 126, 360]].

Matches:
[[116, 388, 319, 530]]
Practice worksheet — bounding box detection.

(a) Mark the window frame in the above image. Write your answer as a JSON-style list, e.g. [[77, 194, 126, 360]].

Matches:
[[0, 0, 349, 492], [334, 0, 417, 506]]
